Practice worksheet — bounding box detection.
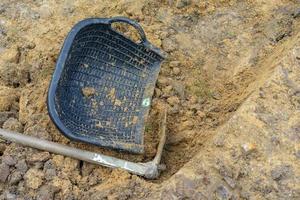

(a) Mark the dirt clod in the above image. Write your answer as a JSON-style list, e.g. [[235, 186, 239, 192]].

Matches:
[[167, 96, 180, 106], [15, 159, 28, 174], [37, 184, 57, 200], [162, 38, 177, 52], [271, 165, 293, 181], [214, 185, 232, 200], [82, 87, 96, 97], [0, 47, 20, 63], [173, 67, 181, 75], [24, 168, 44, 189], [0, 163, 10, 182], [0, 143, 6, 154], [8, 171, 22, 185], [26, 152, 50, 164], [176, 0, 190, 9], [0, 86, 18, 112], [2, 155, 16, 166], [169, 61, 180, 68], [3, 118, 23, 132], [0, 112, 16, 127], [178, 120, 193, 131]]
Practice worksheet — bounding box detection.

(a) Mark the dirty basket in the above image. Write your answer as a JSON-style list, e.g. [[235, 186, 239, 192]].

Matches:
[[47, 17, 165, 154]]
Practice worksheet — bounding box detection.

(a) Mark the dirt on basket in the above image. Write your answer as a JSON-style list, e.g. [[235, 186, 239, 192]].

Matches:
[[82, 87, 96, 97], [0, 0, 300, 199]]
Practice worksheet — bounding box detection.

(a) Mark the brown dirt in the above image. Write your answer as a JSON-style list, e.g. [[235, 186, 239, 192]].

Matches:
[[82, 87, 96, 97], [0, 0, 300, 199]]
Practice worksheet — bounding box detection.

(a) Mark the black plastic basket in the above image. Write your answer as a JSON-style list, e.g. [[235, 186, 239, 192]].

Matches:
[[47, 17, 165, 154]]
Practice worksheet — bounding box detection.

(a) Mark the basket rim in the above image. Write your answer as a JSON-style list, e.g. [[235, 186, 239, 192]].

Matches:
[[47, 17, 166, 154]]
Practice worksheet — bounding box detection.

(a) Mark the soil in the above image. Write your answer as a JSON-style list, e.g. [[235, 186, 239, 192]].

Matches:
[[0, 0, 300, 199], [82, 87, 96, 97]]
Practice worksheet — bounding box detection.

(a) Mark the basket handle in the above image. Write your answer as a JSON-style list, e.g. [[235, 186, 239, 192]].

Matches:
[[108, 17, 147, 44]]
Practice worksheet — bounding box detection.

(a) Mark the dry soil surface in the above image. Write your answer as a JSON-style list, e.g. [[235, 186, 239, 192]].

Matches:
[[0, 0, 299, 199]]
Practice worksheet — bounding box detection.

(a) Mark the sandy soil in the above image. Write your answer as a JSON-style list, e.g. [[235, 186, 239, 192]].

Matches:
[[0, 0, 299, 199]]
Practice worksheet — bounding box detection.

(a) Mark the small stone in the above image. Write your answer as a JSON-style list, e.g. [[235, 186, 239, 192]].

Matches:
[[8, 171, 22, 185], [241, 143, 257, 155], [178, 120, 194, 131], [31, 11, 40, 20], [0, 4, 7, 14], [214, 135, 225, 147], [176, 0, 191, 9], [0, 112, 16, 127], [293, 8, 300, 18], [37, 184, 56, 200], [0, 62, 31, 87], [62, 0, 75, 16], [295, 150, 300, 159], [23, 42, 36, 50], [196, 111, 206, 119], [271, 165, 293, 181], [169, 61, 180, 67], [259, 89, 266, 98], [25, 125, 52, 140], [44, 168, 56, 181], [154, 88, 162, 97], [162, 38, 177, 52], [173, 67, 181, 75], [168, 130, 195, 145], [171, 81, 185, 99], [224, 177, 236, 189], [0, 86, 17, 112], [188, 103, 200, 111], [212, 91, 222, 100], [0, 143, 6, 154], [15, 159, 28, 174], [163, 85, 173, 96], [185, 110, 194, 116], [43, 160, 56, 181], [2, 155, 17, 166], [161, 188, 177, 200], [1, 47, 20, 63], [24, 168, 44, 189], [189, 95, 198, 104], [63, 157, 79, 173], [39, 4, 52, 18], [209, 106, 221, 113], [0, 27, 6, 38], [52, 155, 65, 168], [4, 192, 16, 200], [34, 162, 45, 169], [167, 96, 180, 106], [3, 118, 23, 132], [88, 171, 102, 186], [271, 136, 280, 145], [43, 159, 55, 170], [169, 105, 180, 114], [215, 185, 232, 200], [27, 152, 51, 164], [240, 190, 250, 200], [81, 162, 97, 177], [174, 174, 197, 197], [157, 76, 169, 87], [0, 163, 10, 182]]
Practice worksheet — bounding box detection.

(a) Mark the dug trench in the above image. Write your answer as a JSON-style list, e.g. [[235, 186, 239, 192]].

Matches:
[[0, 0, 299, 199]]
